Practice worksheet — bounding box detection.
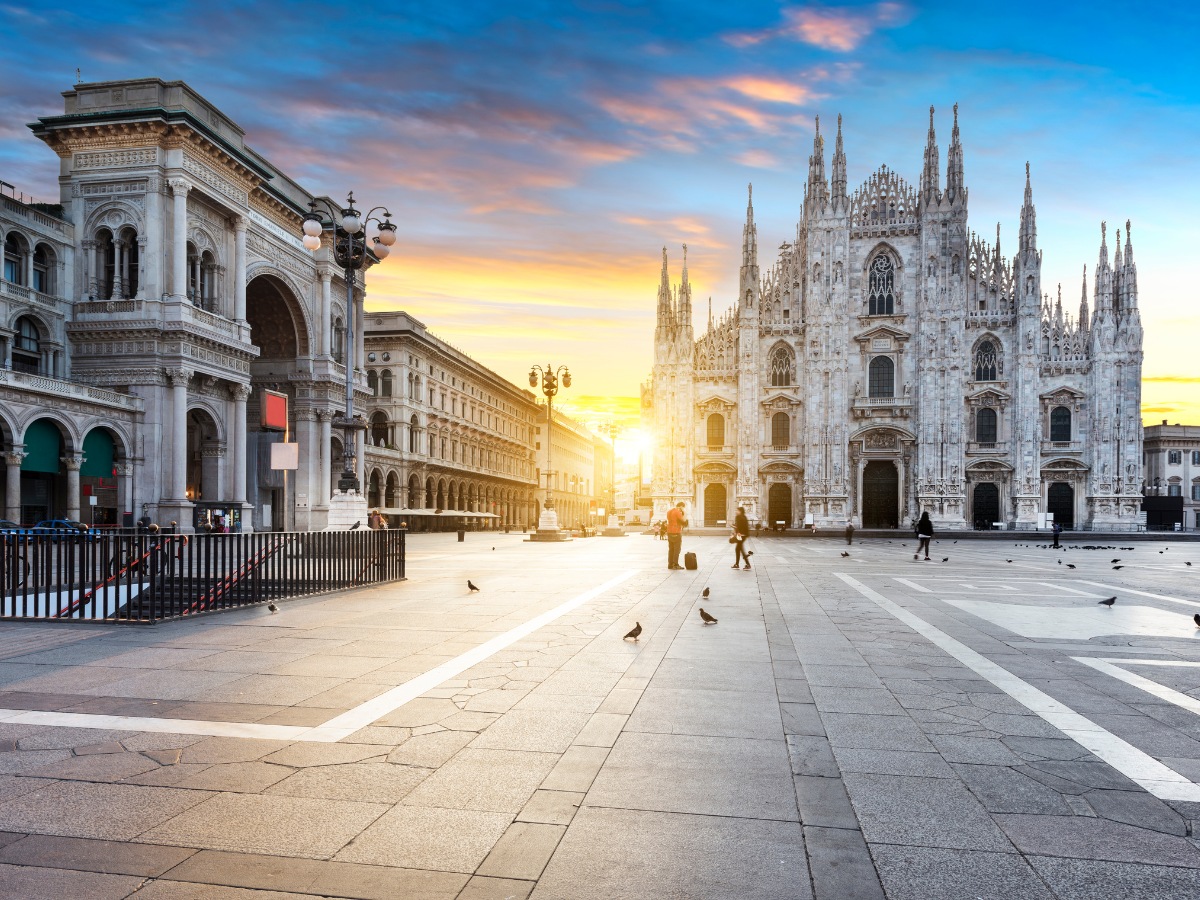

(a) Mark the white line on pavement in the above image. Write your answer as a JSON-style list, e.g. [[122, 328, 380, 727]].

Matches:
[[0, 569, 639, 744], [1078, 581, 1200, 610], [1073, 657, 1200, 717], [835, 572, 1200, 803]]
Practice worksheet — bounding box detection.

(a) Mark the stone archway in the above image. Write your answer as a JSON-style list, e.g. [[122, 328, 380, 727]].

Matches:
[[862, 461, 899, 528], [246, 274, 309, 359]]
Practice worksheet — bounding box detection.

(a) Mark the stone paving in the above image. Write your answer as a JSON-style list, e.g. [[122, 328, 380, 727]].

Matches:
[[0, 531, 1198, 897]]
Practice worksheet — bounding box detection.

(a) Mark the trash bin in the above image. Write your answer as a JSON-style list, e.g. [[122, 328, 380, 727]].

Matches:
[[457, 530, 465, 542]]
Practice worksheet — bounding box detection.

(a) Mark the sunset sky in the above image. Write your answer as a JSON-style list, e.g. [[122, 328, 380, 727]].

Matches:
[[2, 1, 1198, 434]]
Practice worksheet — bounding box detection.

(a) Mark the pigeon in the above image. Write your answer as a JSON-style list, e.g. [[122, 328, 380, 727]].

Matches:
[[1057, 560, 1062, 565], [1111, 559, 1120, 563], [1098, 596, 1116, 607], [702, 587, 710, 599], [1113, 565, 1125, 570], [1067, 564, 1076, 569], [467, 580, 480, 592], [699, 608, 718, 625], [350, 521, 361, 530], [623, 622, 642, 641], [267, 603, 279, 613], [841, 551, 850, 558], [1188, 562, 1193, 567], [942, 557, 949, 563], [1006, 559, 1013, 563], [1194, 614, 1200, 628], [1160, 551, 1165, 555]]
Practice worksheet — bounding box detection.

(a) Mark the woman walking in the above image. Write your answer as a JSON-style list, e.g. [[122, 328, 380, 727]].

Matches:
[[914, 511, 934, 561], [732, 507, 752, 569]]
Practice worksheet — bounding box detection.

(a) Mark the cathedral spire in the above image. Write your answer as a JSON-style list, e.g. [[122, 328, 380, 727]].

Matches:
[[742, 183, 757, 269], [1018, 162, 1037, 256], [678, 243, 693, 338], [920, 105, 940, 203], [945, 102, 964, 202], [1094, 221, 1113, 316], [656, 246, 673, 331], [831, 114, 848, 204], [1078, 265, 1090, 332], [806, 116, 827, 211], [1121, 219, 1139, 314]]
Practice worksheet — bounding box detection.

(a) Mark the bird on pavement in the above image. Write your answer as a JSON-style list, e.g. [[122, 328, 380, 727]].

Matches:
[[350, 521, 361, 530], [702, 587, 710, 599], [623, 622, 642, 641], [1111, 559, 1120, 563], [1067, 563, 1076, 569], [267, 603, 278, 613], [1193, 614, 1200, 628], [942, 558, 949, 563], [1188, 562, 1193, 567], [1006, 559, 1013, 563], [841, 551, 850, 557], [1098, 596, 1116, 606], [1113, 565, 1125, 570], [1057, 560, 1062, 565], [700, 608, 718, 625], [467, 580, 480, 592]]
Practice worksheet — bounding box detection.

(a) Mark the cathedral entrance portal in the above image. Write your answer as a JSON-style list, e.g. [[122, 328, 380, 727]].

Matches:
[[703, 483, 727, 527], [1047, 482, 1075, 529], [767, 483, 791, 530], [973, 483, 1000, 529], [862, 461, 899, 528]]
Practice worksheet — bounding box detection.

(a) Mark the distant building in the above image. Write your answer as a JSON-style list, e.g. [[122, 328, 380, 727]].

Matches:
[[1143, 422, 1200, 531], [644, 108, 1144, 531], [361, 311, 539, 530], [535, 407, 598, 531]]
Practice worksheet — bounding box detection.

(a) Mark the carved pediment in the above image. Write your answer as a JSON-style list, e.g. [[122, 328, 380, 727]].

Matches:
[[760, 461, 802, 475], [1039, 385, 1086, 404], [762, 394, 801, 411], [849, 424, 916, 446], [853, 323, 911, 347], [966, 459, 1013, 473], [695, 461, 736, 476], [966, 386, 1011, 407], [1041, 458, 1089, 472], [697, 394, 735, 412]]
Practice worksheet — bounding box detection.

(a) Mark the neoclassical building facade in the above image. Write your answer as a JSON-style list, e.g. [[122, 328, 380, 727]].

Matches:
[[1, 78, 382, 530], [645, 108, 1144, 531], [362, 311, 540, 530]]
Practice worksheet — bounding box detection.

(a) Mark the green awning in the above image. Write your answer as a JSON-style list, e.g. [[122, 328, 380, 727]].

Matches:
[[21, 420, 62, 473], [81, 429, 115, 478]]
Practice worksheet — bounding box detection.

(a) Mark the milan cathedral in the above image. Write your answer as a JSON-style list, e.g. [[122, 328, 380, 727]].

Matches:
[[644, 106, 1144, 531]]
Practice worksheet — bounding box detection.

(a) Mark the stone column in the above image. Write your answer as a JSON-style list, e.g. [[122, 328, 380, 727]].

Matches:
[[317, 411, 331, 508], [355, 292, 365, 369], [169, 180, 190, 301], [82, 240, 96, 299], [62, 454, 84, 522], [318, 271, 331, 357], [234, 217, 247, 321], [167, 368, 192, 499], [229, 383, 250, 505], [115, 463, 133, 524], [3, 450, 25, 523], [356, 428, 366, 488]]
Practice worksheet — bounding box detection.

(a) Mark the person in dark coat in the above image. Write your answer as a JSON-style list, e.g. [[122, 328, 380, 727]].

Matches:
[[914, 511, 934, 560], [845, 520, 855, 545], [732, 507, 752, 569]]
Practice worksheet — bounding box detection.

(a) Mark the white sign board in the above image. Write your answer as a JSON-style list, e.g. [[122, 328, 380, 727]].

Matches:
[[270, 442, 299, 470]]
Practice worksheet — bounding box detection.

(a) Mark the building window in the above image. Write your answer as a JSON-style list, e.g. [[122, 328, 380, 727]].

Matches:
[[868, 356, 894, 398], [1191, 483, 1200, 501], [4, 232, 27, 285], [12, 316, 41, 375], [381, 369, 393, 397], [769, 346, 794, 387], [706, 414, 725, 450], [32, 244, 54, 295], [1050, 406, 1071, 442], [974, 340, 998, 381], [771, 413, 789, 450], [408, 415, 419, 453], [1193, 451, 1200, 466], [1169, 450, 1182, 465], [367, 370, 378, 394], [976, 408, 997, 445], [868, 254, 895, 315], [1169, 484, 1182, 497]]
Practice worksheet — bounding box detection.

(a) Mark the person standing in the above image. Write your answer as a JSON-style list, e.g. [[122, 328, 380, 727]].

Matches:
[[732, 506, 752, 569], [666, 502, 687, 570], [845, 520, 855, 546], [1051, 520, 1062, 549], [914, 511, 934, 561]]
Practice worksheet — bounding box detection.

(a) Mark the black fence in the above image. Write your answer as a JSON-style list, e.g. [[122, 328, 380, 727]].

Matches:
[[0, 529, 405, 623]]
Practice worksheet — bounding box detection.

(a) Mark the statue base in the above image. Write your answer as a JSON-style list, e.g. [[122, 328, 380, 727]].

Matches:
[[326, 490, 369, 531]]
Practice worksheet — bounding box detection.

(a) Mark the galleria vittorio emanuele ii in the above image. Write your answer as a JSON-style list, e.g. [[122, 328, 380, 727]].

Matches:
[[645, 107, 1144, 532]]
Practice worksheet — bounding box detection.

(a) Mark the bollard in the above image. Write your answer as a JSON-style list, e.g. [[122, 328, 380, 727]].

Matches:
[[457, 530, 465, 542]]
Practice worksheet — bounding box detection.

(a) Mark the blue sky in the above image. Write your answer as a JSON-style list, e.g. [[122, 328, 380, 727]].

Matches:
[[2, 1, 1197, 427]]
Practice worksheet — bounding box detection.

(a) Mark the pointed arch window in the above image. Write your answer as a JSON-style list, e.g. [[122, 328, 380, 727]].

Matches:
[[974, 340, 999, 381], [868, 254, 895, 315], [868, 356, 894, 398], [769, 345, 795, 387]]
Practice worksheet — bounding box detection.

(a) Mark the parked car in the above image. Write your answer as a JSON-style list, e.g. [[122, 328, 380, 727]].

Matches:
[[32, 519, 99, 540], [0, 519, 26, 532]]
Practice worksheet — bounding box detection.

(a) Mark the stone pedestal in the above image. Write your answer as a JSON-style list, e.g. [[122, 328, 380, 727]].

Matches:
[[1013, 494, 1040, 530], [157, 500, 195, 534], [326, 490, 369, 531], [602, 514, 626, 537], [528, 506, 571, 542]]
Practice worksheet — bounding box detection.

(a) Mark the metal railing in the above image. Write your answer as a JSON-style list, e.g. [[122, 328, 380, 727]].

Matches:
[[1, 529, 405, 623]]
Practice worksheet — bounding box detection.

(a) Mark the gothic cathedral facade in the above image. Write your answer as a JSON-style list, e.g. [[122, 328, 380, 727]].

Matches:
[[644, 107, 1144, 532]]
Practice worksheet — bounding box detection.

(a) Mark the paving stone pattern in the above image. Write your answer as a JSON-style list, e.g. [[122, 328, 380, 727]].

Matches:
[[0, 532, 1198, 897]]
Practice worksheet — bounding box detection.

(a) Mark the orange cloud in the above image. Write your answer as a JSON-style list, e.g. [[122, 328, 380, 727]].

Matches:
[[728, 3, 909, 52], [723, 76, 813, 105], [734, 149, 780, 169]]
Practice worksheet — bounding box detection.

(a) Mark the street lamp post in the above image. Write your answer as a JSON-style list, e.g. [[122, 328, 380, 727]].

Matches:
[[599, 422, 624, 536], [529, 363, 570, 540], [301, 192, 396, 524]]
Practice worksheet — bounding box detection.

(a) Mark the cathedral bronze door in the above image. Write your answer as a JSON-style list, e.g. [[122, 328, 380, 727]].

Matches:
[[767, 483, 792, 529], [862, 461, 899, 528], [1047, 482, 1075, 528], [973, 483, 1000, 529], [704, 483, 727, 527]]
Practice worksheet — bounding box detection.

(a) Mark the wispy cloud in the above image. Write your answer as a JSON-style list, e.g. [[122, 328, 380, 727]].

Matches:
[[727, 3, 910, 52]]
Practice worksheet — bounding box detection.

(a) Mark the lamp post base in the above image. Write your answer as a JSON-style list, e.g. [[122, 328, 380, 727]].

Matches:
[[528, 506, 571, 542], [326, 489, 369, 531]]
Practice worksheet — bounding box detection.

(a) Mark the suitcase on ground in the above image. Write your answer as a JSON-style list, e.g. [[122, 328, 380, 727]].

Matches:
[[684, 551, 698, 570]]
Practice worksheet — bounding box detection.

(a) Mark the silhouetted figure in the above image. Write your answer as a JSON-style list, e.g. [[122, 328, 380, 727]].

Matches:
[[845, 521, 855, 545]]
